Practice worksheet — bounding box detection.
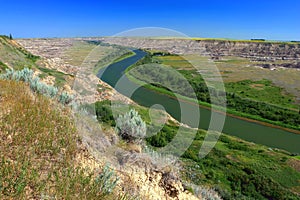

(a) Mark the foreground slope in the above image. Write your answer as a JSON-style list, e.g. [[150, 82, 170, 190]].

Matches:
[[0, 80, 116, 199]]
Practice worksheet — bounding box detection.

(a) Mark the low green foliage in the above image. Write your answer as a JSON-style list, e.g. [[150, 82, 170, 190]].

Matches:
[[0, 68, 33, 83], [30, 77, 58, 98], [116, 109, 147, 143], [38, 67, 68, 87], [0, 61, 8, 72], [225, 79, 295, 108], [0, 68, 73, 105], [150, 124, 300, 199], [95, 100, 116, 126], [58, 91, 74, 105], [26, 54, 40, 62], [95, 164, 119, 195]]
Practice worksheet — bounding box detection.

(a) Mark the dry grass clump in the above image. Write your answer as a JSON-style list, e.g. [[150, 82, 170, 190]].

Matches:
[[0, 80, 120, 199]]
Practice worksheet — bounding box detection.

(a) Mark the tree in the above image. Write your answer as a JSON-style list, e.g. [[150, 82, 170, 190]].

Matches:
[[9, 34, 13, 40], [116, 109, 146, 143]]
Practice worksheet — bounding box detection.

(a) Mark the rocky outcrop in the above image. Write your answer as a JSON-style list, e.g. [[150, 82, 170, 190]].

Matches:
[[101, 37, 300, 60], [17, 38, 300, 70], [195, 40, 300, 60], [100, 38, 300, 68]]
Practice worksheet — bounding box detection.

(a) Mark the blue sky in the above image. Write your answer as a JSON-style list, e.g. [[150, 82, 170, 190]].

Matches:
[[0, 0, 299, 40]]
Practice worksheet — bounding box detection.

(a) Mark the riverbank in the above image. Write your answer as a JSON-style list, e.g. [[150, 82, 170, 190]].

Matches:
[[94, 99, 300, 200], [99, 49, 300, 153], [125, 67, 300, 134]]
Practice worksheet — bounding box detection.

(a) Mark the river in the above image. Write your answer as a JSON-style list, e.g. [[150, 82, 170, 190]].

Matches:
[[98, 49, 300, 153]]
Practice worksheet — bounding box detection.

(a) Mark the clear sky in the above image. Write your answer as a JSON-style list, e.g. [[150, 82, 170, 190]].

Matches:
[[0, 0, 299, 40]]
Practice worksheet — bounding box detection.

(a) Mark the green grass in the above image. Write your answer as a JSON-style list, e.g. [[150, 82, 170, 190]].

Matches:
[[0, 36, 40, 70], [225, 79, 297, 109], [155, 55, 297, 109], [214, 56, 300, 102], [112, 51, 136, 64], [38, 67, 70, 87], [0, 60, 8, 72], [156, 54, 300, 104]]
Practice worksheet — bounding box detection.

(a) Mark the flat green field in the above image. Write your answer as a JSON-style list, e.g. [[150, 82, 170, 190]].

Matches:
[[63, 41, 120, 73], [63, 41, 100, 66], [214, 56, 300, 104], [155, 55, 300, 107]]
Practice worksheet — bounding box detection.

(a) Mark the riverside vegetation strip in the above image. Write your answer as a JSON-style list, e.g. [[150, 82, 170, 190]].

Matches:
[[126, 51, 300, 131]]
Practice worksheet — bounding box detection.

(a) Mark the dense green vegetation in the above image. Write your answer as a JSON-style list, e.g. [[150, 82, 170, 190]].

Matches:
[[127, 53, 300, 130], [225, 79, 296, 108], [180, 131, 300, 200], [94, 100, 300, 200], [0, 60, 8, 72]]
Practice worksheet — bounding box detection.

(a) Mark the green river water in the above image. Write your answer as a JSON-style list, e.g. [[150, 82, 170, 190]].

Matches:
[[98, 49, 300, 153]]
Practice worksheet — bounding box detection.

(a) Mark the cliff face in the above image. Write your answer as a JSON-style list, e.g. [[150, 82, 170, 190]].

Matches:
[[101, 38, 300, 67], [196, 40, 300, 60]]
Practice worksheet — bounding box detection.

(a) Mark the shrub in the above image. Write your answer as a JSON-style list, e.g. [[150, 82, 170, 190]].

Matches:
[[0, 68, 15, 80], [95, 100, 115, 125], [116, 109, 146, 143], [0, 68, 74, 104], [95, 164, 119, 195], [29, 77, 58, 98], [0, 68, 34, 83], [14, 68, 33, 82], [58, 91, 74, 105]]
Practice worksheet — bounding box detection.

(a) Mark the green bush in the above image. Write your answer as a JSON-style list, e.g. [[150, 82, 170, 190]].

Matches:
[[0, 68, 75, 104], [116, 109, 146, 143], [30, 77, 58, 98], [95, 100, 116, 126], [146, 125, 177, 147], [58, 91, 74, 105], [95, 164, 119, 195]]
